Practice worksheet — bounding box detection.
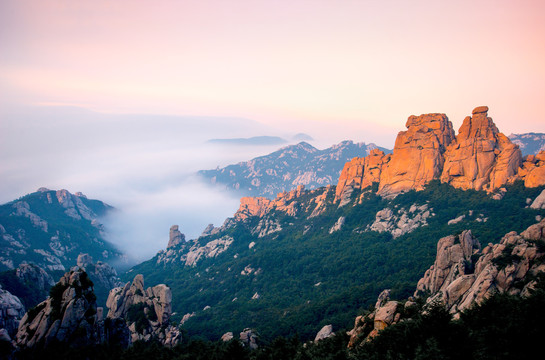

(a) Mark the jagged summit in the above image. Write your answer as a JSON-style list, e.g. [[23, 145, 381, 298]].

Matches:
[[335, 106, 542, 202]]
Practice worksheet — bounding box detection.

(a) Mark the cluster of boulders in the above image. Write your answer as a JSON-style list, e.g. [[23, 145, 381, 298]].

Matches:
[[365, 204, 432, 238], [221, 328, 259, 349], [348, 217, 545, 347]]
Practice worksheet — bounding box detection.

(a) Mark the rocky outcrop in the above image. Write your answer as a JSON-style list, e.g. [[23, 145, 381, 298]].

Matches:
[[314, 324, 335, 342], [55, 190, 98, 223], [76, 254, 122, 307], [168, 225, 185, 248], [239, 328, 259, 349], [235, 197, 272, 221], [106, 274, 181, 346], [378, 113, 455, 197], [233, 185, 307, 221], [329, 217, 345, 234], [415, 231, 481, 297], [347, 289, 407, 347], [16, 268, 99, 348], [416, 220, 545, 314], [531, 189, 545, 209], [349, 219, 545, 347], [335, 150, 389, 206], [0, 285, 25, 341], [518, 151, 545, 188], [333, 107, 537, 202], [440, 106, 522, 191], [364, 204, 432, 238]]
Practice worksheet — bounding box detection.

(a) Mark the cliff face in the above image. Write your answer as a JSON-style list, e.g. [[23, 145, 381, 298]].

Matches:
[[334, 149, 389, 205], [440, 106, 522, 191], [377, 113, 455, 197]]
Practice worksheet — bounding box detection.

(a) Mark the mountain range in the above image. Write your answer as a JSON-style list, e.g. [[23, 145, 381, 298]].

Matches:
[[1, 106, 545, 358], [130, 106, 545, 341], [199, 140, 391, 198], [509, 132, 545, 156], [0, 188, 124, 276]]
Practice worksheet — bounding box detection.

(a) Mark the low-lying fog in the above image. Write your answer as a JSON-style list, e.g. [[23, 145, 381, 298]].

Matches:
[[0, 105, 392, 264]]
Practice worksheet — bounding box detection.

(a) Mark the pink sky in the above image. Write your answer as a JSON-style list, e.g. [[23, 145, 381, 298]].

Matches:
[[1, 0, 545, 144]]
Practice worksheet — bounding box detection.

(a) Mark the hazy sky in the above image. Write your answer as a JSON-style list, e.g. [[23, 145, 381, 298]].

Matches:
[[1, 0, 544, 261]]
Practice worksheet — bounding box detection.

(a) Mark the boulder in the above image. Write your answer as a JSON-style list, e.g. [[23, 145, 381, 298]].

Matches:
[[530, 189, 545, 209], [314, 324, 335, 342]]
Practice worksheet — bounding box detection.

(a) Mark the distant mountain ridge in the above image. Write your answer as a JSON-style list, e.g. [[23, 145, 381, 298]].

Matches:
[[509, 132, 545, 156], [0, 188, 124, 275], [199, 140, 392, 198]]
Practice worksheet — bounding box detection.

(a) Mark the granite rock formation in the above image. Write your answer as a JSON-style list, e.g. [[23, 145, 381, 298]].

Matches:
[[348, 219, 545, 346], [378, 113, 455, 196], [168, 225, 185, 248], [0, 285, 25, 341], [106, 274, 181, 346], [440, 106, 522, 191], [518, 151, 545, 188], [335, 107, 533, 201], [16, 268, 99, 348], [335, 149, 389, 205]]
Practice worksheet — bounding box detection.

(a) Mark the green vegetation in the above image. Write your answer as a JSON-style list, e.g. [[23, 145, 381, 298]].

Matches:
[[126, 303, 157, 333], [128, 181, 545, 342]]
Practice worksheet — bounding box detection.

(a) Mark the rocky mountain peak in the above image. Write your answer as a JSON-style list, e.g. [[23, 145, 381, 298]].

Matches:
[[334, 106, 536, 201], [441, 106, 522, 191]]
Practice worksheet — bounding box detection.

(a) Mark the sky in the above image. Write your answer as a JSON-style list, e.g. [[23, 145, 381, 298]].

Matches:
[[1, 0, 544, 261]]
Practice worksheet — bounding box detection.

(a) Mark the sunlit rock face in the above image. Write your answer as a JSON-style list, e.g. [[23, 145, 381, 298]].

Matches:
[[440, 106, 522, 191], [334, 149, 389, 206], [519, 151, 545, 188], [377, 113, 455, 197]]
